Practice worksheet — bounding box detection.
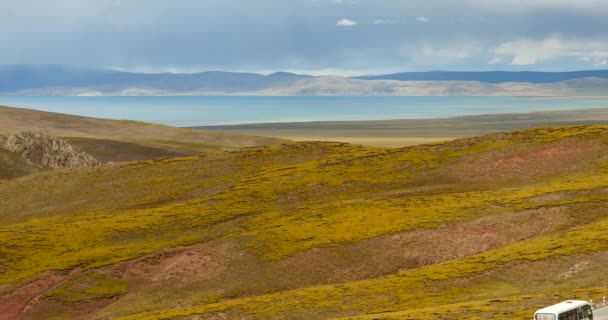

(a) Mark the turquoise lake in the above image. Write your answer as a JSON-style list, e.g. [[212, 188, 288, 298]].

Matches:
[[1, 96, 607, 127]]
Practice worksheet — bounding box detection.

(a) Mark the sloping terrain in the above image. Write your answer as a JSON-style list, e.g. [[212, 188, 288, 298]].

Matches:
[[1, 131, 100, 168], [2, 126, 608, 319], [0, 148, 44, 179], [0, 131, 99, 179], [63, 137, 193, 163], [0, 105, 285, 160]]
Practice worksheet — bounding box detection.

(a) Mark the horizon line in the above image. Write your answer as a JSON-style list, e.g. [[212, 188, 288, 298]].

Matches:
[[2, 63, 608, 77]]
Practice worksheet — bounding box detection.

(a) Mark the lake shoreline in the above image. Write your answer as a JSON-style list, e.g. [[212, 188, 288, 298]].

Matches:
[[2, 95, 608, 127]]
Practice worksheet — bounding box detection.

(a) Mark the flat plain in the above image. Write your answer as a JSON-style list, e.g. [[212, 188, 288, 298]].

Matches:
[[196, 107, 608, 147]]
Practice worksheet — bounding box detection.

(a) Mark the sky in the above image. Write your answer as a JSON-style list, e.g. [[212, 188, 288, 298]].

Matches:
[[1, 0, 608, 75]]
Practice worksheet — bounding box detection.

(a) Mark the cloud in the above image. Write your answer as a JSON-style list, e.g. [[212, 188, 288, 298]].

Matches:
[[493, 35, 608, 65], [487, 57, 502, 65], [401, 40, 483, 64], [2, 0, 608, 72], [510, 55, 538, 65], [336, 18, 358, 27], [372, 19, 399, 25]]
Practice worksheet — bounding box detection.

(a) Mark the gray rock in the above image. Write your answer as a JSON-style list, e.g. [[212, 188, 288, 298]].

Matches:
[[0, 131, 99, 168]]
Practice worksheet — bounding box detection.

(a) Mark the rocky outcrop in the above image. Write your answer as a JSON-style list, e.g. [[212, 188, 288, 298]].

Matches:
[[0, 131, 99, 168]]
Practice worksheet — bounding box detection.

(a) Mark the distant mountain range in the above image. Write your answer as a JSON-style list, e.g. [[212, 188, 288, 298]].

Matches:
[[356, 70, 608, 83], [0, 64, 310, 95], [2, 64, 608, 96]]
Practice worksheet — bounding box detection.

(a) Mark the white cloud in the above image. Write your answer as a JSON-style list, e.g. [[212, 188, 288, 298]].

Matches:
[[487, 57, 502, 65], [372, 19, 398, 25], [401, 40, 483, 64], [336, 19, 358, 27], [510, 55, 538, 65], [596, 59, 608, 66], [416, 16, 429, 23], [493, 35, 608, 65]]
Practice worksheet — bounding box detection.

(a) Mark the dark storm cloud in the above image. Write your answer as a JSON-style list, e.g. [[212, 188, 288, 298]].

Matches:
[[1, 0, 608, 74]]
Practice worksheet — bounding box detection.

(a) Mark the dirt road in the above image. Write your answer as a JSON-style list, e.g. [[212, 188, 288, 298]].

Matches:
[[595, 306, 608, 320]]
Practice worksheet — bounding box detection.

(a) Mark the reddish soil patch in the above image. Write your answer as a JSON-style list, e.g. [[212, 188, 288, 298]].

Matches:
[[1, 268, 124, 319], [93, 241, 245, 317], [0, 273, 67, 320], [291, 206, 574, 283], [452, 250, 608, 293], [438, 139, 608, 184], [124, 241, 237, 283], [20, 297, 117, 320]]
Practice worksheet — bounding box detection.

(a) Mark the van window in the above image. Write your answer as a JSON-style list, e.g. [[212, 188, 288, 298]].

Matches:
[[558, 310, 577, 320], [583, 305, 593, 318], [536, 314, 556, 320]]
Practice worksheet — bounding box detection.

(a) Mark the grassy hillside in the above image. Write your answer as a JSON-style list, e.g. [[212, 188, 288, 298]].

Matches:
[[0, 148, 44, 179], [0, 105, 285, 179], [2, 125, 608, 319], [0, 105, 286, 155], [63, 137, 194, 163]]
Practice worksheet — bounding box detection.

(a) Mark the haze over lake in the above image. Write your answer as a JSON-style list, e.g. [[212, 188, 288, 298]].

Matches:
[[2, 96, 608, 127]]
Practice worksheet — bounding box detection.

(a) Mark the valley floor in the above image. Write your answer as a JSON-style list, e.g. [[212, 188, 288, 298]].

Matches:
[[195, 108, 608, 147]]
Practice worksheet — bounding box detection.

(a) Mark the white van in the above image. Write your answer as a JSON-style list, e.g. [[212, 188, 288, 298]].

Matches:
[[534, 300, 594, 320]]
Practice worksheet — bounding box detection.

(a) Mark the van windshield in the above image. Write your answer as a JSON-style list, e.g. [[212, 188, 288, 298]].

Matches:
[[536, 314, 556, 320]]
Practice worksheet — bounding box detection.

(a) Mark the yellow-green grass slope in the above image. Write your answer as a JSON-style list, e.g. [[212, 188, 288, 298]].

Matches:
[[0, 105, 286, 156], [2, 125, 608, 319], [0, 148, 45, 179]]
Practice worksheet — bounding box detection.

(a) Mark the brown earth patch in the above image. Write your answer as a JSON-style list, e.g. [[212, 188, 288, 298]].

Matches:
[[93, 240, 247, 318], [20, 297, 117, 320], [311, 206, 574, 283], [124, 241, 238, 283], [437, 139, 608, 185], [0, 273, 67, 320], [442, 250, 608, 298]]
